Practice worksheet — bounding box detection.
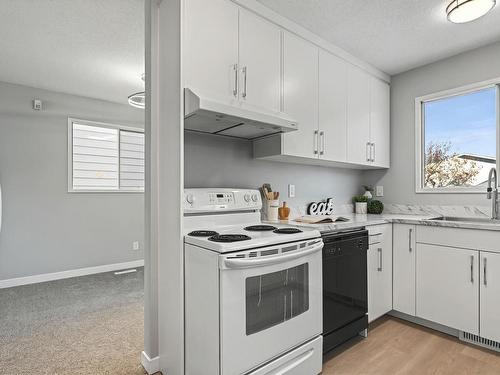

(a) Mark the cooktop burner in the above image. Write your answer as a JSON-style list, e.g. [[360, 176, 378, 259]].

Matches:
[[273, 228, 303, 234], [188, 230, 219, 237], [208, 234, 252, 243], [244, 225, 277, 232]]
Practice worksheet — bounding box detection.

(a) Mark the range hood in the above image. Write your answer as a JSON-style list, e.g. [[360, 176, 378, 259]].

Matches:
[[184, 88, 298, 140]]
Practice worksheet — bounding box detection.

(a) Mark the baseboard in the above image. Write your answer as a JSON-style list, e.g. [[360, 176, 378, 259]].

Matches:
[[0, 259, 144, 289], [388, 310, 459, 337], [141, 351, 160, 374]]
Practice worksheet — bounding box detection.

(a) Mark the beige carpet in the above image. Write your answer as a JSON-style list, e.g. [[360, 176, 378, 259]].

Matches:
[[0, 268, 147, 375]]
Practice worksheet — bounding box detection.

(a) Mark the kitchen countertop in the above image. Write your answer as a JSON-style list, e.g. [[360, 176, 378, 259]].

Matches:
[[268, 213, 500, 232]]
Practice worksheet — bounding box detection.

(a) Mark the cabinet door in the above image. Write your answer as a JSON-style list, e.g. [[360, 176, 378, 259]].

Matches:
[[370, 78, 390, 168], [318, 49, 348, 162], [393, 224, 416, 315], [347, 65, 371, 165], [480, 251, 500, 341], [416, 244, 479, 334], [368, 225, 393, 323], [184, 0, 239, 104], [239, 9, 281, 113], [282, 32, 319, 159]]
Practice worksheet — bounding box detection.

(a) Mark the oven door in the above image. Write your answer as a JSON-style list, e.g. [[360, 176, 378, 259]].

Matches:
[[219, 239, 323, 375]]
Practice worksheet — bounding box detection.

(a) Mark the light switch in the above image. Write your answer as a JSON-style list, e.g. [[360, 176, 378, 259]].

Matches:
[[375, 186, 384, 197], [133, 241, 140, 251], [288, 184, 295, 198]]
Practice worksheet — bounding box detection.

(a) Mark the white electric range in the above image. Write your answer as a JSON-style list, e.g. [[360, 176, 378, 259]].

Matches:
[[183, 188, 323, 375]]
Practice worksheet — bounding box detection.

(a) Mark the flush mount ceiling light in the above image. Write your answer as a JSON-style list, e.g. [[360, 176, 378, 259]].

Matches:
[[447, 0, 496, 23], [128, 73, 146, 109], [128, 92, 145, 108]]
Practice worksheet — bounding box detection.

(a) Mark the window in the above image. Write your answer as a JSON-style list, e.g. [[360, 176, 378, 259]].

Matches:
[[417, 85, 498, 193], [68, 118, 144, 192]]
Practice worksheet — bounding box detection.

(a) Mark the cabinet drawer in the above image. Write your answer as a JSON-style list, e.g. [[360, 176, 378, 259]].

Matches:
[[368, 224, 389, 244], [416, 226, 500, 253]]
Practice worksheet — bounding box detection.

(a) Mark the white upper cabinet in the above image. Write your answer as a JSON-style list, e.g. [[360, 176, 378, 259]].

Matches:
[[370, 78, 390, 168], [239, 9, 281, 113], [184, 0, 239, 105], [480, 251, 500, 342], [184, 0, 390, 169], [347, 65, 371, 165], [281, 32, 319, 159], [318, 50, 348, 162]]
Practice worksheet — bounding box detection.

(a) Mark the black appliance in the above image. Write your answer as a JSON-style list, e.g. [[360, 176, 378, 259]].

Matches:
[[322, 228, 369, 354]]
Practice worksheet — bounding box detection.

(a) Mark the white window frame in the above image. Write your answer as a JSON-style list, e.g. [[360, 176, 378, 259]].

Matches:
[[68, 117, 144, 193], [415, 79, 500, 194]]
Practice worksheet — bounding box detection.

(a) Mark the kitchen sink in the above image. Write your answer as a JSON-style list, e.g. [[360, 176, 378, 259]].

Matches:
[[429, 216, 500, 224]]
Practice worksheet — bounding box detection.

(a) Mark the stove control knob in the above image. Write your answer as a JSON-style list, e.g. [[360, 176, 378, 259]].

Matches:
[[244, 193, 251, 202], [186, 194, 195, 204], [251, 194, 258, 202]]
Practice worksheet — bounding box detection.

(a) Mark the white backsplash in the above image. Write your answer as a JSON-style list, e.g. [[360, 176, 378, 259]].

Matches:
[[383, 204, 491, 218]]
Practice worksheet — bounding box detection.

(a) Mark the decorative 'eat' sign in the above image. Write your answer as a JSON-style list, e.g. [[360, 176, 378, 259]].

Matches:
[[307, 198, 334, 216]]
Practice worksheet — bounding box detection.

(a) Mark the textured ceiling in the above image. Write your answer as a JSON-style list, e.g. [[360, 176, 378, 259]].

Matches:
[[256, 0, 500, 75], [0, 0, 144, 105]]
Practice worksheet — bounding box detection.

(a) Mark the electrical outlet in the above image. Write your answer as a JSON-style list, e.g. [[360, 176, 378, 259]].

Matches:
[[375, 186, 384, 197], [132, 241, 140, 251], [288, 184, 295, 198]]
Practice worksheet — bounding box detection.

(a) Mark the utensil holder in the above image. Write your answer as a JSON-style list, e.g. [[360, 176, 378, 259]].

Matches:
[[266, 200, 280, 221]]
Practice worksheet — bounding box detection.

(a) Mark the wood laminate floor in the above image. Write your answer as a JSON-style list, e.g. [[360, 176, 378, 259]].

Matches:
[[323, 316, 500, 375]]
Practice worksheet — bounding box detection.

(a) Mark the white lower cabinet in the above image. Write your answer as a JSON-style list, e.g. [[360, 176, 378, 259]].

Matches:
[[367, 224, 393, 322], [393, 224, 416, 316], [416, 244, 479, 334], [480, 251, 500, 342]]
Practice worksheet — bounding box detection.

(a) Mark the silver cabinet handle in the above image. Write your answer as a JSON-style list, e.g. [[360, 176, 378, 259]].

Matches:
[[313, 130, 319, 155], [232, 64, 238, 97], [470, 255, 474, 283], [320, 131, 325, 155], [377, 248, 383, 272], [484, 257, 487, 286], [366, 142, 371, 162], [372, 143, 376, 162], [408, 228, 413, 252], [242, 66, 247, 98]]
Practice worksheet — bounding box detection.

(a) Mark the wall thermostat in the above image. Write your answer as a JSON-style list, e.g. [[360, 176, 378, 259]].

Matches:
[[33, 99, 42, 110]]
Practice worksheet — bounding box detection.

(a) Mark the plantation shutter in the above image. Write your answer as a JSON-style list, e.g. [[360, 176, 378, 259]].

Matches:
[[119, 130, 145, 191], [72, 123, 119, 190]]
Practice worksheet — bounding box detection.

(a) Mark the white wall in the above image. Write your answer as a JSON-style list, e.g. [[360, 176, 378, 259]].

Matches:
[[0, 81, 144, 281], [185, 132, 365, 210], [365, 41, 500, 206]]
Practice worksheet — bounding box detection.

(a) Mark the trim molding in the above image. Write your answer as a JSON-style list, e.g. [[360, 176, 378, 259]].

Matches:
[[388, 311, 459, 337], [141, 351, 160, 374], [0, 259, 144, 289]]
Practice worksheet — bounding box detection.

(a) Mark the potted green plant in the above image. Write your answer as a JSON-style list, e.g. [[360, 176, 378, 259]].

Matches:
[[368, 200, 384, 214], [352, 195, 369, 214]]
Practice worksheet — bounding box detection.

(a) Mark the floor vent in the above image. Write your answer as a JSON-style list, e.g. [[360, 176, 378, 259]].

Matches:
[[459, 331, 500, 352]]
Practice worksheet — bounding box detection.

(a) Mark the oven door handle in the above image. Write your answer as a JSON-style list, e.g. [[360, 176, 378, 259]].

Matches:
[[223, 242, 323, 269]]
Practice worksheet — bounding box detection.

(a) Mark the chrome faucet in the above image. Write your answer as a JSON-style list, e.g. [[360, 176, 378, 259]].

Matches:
[[487, 167, 499, 220]]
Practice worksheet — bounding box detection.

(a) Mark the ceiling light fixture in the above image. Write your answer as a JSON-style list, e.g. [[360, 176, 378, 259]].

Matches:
[[128, 73, 146, 109], [447, 0, 496, 23], [128, 91, 145, 109]]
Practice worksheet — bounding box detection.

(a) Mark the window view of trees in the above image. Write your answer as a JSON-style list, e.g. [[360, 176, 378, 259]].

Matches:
[[424, 141, 481, 188], [422, 87, 497, 190]]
